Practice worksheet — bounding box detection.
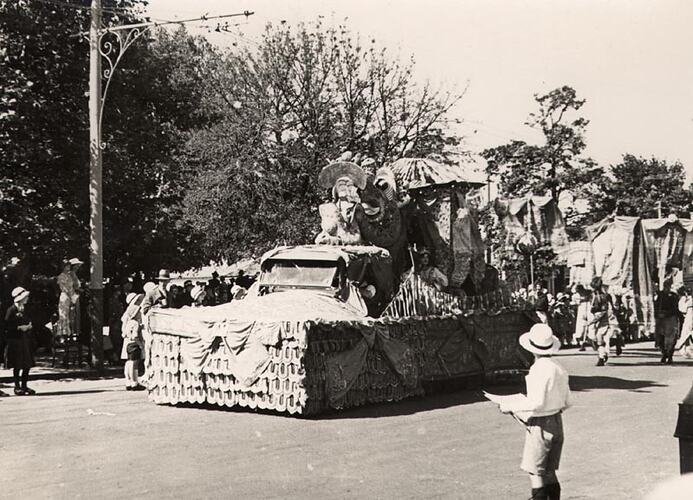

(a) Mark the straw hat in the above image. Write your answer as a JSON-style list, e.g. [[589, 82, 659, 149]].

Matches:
[[318, 161, 367, 190], [68, 257, 84, 266], [155, 269, 171, 281], [519, 323, 561, 355], [143, 282, 156, 293], [11, 286, 30, 303], [125, 292, 137, 305], [190, 285, 206, 302]]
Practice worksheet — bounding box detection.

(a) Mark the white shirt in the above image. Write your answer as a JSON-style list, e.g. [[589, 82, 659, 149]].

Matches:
[[502, 357, 571, 418]]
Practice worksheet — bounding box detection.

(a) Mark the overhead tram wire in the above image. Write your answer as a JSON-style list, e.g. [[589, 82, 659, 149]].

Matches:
[[28, 0, 131, 15]]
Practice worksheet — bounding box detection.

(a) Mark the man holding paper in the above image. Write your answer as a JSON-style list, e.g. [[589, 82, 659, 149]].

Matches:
[[490, 323, 571, 500]]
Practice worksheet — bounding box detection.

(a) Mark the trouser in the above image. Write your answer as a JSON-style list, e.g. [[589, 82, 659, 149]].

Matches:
[[657, 316, 678, 357], [595, 323, 610, 359], [13, 368, 30, 389]]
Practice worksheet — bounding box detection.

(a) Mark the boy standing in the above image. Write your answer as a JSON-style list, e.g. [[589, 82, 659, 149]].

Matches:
[[498, 323, 571, 500], [121, 292, 145, 391]]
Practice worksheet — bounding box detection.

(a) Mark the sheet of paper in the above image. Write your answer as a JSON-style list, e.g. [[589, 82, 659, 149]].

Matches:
[[483, 391, 527, 406]]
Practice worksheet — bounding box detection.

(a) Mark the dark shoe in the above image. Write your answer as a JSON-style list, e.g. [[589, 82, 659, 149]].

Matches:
[[131, 384, 146, 391], [579, 344, 586, 352], [667, 357, 674, 365], [660, 355, 667, 363], [22, 387, 35, 395], [596, 358, 605, 366], [531, 486, 548, 500], [616, 345, 622, 356], [14, 388, 25, 396], [545, 481, 561, 500]]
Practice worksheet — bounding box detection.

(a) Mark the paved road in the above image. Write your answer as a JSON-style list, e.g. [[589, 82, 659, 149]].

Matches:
[[0, 342, 690, 500]]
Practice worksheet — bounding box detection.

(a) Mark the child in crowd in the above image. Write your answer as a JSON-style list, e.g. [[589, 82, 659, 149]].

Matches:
[[497, 324, 571, 500], [121, 292, 145, 391]]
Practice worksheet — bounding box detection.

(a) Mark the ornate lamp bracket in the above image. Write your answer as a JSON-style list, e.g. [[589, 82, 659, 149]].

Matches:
[[97, 26, 153, 143]]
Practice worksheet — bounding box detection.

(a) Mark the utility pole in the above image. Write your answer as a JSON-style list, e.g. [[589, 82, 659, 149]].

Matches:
[[83, 7, 253, 370], [89, 0, 104, 370]]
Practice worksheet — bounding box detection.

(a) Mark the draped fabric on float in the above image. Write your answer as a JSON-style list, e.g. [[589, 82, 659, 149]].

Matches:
[[146, 302, 534, 414], [641, 218, 693, 287], [494, 195, 569, 252], [586, 216, 654, 334]]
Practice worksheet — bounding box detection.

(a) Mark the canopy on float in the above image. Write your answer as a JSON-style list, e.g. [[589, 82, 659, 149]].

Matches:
[[388, 158, 486, 290], [389, 158, 485, 191]]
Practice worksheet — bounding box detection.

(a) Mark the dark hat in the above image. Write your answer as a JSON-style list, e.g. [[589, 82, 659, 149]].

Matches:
[[591, 276, 603, 289], [318, 161, 367, 190], [156, 269, 171, 281]]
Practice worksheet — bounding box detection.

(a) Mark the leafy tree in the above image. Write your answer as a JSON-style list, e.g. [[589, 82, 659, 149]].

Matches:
[[179, 20, 466, 263], [1, 2, 211, 278], [480, 86, 606, 285], [481, 86, 605, 204], [589, 154, 693, 219]]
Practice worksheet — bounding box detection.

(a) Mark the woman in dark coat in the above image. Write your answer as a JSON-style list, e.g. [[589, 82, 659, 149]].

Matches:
[[5, 286, 35, 395]]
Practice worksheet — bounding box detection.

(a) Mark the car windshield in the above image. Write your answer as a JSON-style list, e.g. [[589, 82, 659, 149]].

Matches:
[[259, 259, 339, 288]]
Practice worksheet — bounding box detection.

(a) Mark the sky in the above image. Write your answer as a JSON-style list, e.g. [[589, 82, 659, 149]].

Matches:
[[146, 0, 693, 178]]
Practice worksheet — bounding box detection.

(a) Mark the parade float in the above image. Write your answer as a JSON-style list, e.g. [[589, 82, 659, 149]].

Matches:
[[145, 158, 536, 415]]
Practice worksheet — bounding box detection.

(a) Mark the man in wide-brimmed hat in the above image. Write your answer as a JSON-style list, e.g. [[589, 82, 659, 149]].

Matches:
[[496, 323, 570, 500], [141, 269, 170, 316]]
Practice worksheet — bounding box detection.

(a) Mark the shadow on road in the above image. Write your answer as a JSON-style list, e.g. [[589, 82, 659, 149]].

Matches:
[[32, 389, 111, 397], [317, 390, 489, 420], [569, 375, 666, 393]]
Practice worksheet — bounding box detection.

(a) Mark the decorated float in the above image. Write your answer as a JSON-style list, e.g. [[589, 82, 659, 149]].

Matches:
[[145, 157, 536, 415]]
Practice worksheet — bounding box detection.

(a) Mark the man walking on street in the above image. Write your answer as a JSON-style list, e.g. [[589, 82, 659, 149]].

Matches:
[[654, 278, 679, 364], [589, 277, 611, 366]]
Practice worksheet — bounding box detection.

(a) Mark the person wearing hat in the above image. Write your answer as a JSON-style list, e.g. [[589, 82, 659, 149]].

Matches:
[[140, 270, 170, 316], [315, 160, 367, 246], [588, 276, 613, 366], [4, 287, 36, 395], [496, 323, 571, 500], [56, 258, 83, 341], [120, 292, 145, 390], [416, 247, 448, 291]]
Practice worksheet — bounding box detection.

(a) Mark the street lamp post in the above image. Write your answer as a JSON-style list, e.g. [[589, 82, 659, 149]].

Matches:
[[85, 6, 254, 369], [88, 0, 104, 370]]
